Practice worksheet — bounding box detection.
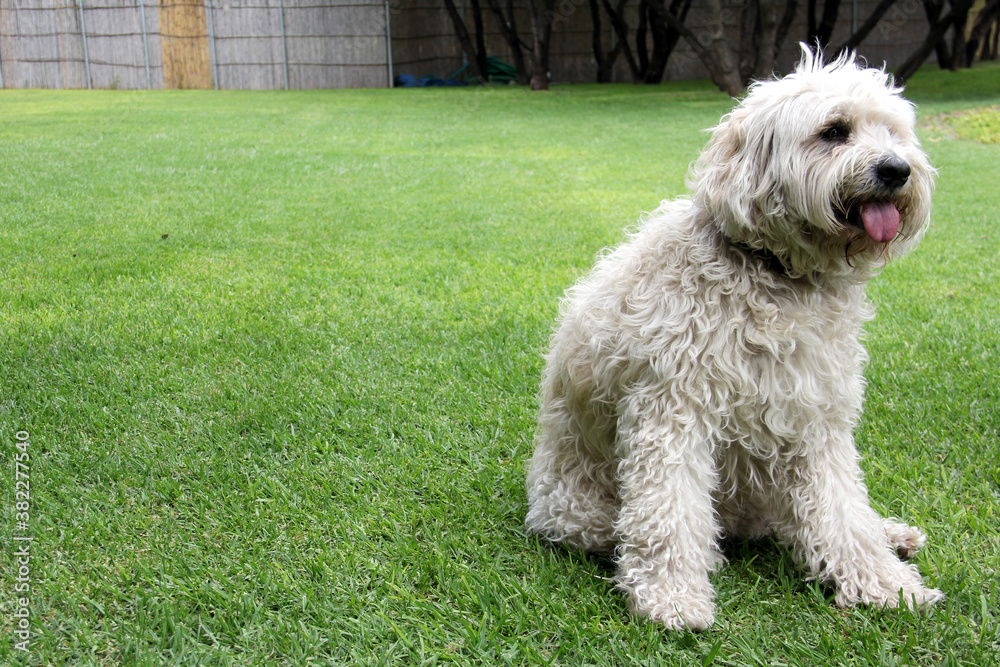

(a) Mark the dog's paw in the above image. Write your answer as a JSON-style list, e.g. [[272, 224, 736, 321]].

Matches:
[[624, 583, 716, 631], [834, 565, 943, 610], [883, 519, 927, 560], [849, 584, 944, 610]]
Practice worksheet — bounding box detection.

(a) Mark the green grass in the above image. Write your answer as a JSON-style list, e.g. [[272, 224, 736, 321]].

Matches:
[[925, 105, 1000, 145], [1, 61, 998, 665]]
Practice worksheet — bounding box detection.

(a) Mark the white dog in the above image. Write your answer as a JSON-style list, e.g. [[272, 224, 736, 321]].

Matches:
[[525, 48, 942, 630]]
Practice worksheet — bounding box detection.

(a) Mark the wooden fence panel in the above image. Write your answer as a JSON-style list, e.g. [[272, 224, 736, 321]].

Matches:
[[0, 1, 83, 88], [285, 1, 388, 88], [207, 0, 283, 89], [0, 0, 389, 89], [159, 0, 211, 88], [84, 0, 152, 89]]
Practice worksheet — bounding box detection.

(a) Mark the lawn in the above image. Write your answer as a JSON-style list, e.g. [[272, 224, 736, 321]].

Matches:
[[0, 61, 998, 666]]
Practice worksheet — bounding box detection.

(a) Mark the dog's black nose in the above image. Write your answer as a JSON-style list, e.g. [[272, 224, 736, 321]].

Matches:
[[876, 155, 911, 189]]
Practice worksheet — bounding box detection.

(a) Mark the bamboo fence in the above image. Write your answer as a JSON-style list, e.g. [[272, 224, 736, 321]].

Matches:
[[0, 0, 391, 89]]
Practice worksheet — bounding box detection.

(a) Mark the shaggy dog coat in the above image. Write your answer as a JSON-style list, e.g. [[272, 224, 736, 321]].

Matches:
[[525, 49, 942, 630]]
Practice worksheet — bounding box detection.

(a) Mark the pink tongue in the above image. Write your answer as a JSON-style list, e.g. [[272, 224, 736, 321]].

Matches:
[[860, 202, 900, 243]]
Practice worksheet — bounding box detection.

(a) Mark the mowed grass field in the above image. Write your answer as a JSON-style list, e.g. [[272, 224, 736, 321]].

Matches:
[[1, 62, 998, 665]]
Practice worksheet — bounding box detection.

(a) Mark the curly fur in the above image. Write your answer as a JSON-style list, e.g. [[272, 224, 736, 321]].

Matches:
[[524, 47, 942, 631]]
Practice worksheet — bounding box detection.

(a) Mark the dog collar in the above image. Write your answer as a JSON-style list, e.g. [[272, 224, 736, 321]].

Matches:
[[729, 241, 792, 278]]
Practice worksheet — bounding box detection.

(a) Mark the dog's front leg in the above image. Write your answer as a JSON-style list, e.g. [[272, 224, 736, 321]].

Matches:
[[613, 392, 724, 631], [773, 434, 943, 609]]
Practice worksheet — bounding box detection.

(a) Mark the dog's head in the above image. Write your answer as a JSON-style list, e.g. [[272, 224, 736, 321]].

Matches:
[[691, 46, 934, 283]]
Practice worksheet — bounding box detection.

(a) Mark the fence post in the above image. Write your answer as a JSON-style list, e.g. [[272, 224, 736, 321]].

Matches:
[[77, 0, 92, 89], [205, 0, 219, 89], [0, 0, 5, 90], [384, 0, 393, 87], [278, 0, 289, 90], [139, 0, 151, 89]]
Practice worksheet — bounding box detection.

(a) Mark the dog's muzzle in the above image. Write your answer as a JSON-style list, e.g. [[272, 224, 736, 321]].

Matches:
[[839, 154, 911, 243]]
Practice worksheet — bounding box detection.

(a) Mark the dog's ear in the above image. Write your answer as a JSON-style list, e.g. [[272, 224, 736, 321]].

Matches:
[[691, 108, 784, 242]]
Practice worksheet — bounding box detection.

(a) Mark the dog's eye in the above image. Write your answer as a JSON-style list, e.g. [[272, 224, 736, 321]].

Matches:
[[820, 123, 850, 143]]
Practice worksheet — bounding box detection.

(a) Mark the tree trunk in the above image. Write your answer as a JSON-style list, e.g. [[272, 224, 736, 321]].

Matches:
[[761, 0, 784, 75], [739, 0, 760, 83], [966, 0, 1000, 64], [471, 0, 489, 79], [642, 0, 664, 83], [602, 0, 641, 81], [529, 0, 554, 90], [807, 0, 817, 45], [443, 0, 488, 82], [644, 0, 692, 84], [635, 0, 651, 81], [897, 0, 975, 82], [639, 0, 793, 95], [485, 0, 530, 84], [949, 1, 972, 69], [991, 14, 1000, 59], [774, 0, 798, 63], [589, 0, 627, 83], [921, 0, 954, 70], [832, 0, 900, 56], [648, 0, 744, 96], [743, 0, 783, 81], [589, 0, 607, 82], [816, 0, 842, 49], [806, 0, 843, 50]]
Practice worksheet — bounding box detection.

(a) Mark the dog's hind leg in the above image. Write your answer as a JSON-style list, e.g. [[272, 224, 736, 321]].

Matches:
[[525, 395, 619, 554], [612, 390, 724, 631]]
